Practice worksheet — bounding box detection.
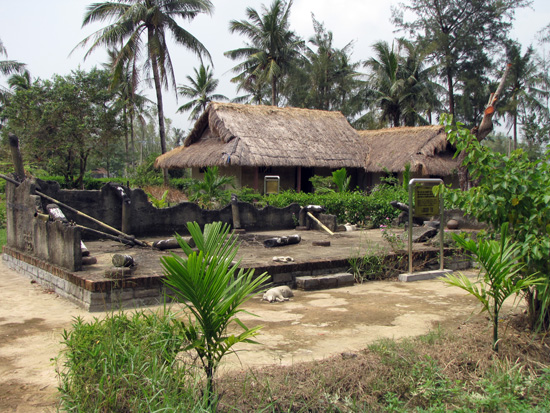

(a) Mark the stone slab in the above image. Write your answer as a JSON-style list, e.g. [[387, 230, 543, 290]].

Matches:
[[296, 272, 355, 291], [398, 269, 453, 282]]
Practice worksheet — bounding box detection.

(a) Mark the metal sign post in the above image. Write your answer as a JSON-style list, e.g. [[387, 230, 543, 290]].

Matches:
[[408, 178, 444, 274]]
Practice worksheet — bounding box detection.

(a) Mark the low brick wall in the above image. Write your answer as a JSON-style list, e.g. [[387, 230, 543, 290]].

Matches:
[[2, 246, 173, 312]]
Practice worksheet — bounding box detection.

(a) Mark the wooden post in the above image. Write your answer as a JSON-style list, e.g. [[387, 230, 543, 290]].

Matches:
[[297, 166, 302, 193], [254, 167, 259, 192], [8, 133, 25, 181]]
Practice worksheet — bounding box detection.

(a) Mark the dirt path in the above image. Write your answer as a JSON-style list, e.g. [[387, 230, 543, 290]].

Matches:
[[0, 262, 519, 412]]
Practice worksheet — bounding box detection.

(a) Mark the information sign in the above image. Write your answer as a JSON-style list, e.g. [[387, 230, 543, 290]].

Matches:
[[414, 186, 439, 217]]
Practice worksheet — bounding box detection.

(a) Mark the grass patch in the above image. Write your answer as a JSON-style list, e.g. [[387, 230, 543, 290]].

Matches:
[[56, 309, 208, 412], [57, 311, 550, 412], [216, 317, 550, 412], [0, 227, 6, 249]]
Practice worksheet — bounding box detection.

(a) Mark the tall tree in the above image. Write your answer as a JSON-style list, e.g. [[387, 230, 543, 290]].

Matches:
[[392, 0, 531, 118], [287, 15, 362, 116], [0, 38, 26, 110], [499, 43, 549, 151], [77, 0, 213, 157], [365, 41, 410, 127], [177, 63, 227, 120], [225, 0, 303, 106], [2, 69, 123, 187]]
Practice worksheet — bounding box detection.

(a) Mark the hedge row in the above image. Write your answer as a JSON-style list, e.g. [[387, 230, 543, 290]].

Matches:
[[263, 186, 407, 227]]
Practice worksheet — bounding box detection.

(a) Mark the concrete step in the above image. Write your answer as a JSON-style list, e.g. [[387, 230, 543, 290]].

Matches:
[[295, 272, 355, 291]]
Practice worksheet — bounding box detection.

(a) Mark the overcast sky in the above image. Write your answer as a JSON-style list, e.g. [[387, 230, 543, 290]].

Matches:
[[1, 0, 549, 132]]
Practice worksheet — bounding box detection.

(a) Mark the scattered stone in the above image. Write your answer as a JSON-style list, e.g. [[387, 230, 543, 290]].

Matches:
[[341, 352, 358, 359], [295, 226, 309, 231], [112, 254, 134, 267], [312, 241, 331, 247], [402, 226, 438, 243], [447, 219, 459, 230], [273, 256, 294, 263], [153, 237, 195, 250], [262, 286, 294, 302]]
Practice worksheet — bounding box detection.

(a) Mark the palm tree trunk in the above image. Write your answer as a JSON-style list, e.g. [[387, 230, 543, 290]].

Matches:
[[513, 112, 518, 151], [271, 76, 277, 106], [148, 31, 167, 155], [148, 29, 169, 185], [446, 67, 455, 117]]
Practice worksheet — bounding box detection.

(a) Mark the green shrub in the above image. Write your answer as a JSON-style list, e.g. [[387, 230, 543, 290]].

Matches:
[[265, 185, 407, 226], [233, 186, 263, 203]]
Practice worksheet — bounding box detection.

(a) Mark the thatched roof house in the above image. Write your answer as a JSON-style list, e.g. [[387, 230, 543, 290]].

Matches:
[[156, 102, 368, 192], [156, 103, 459, 193], [358, 125, 459, 178], [156, 102, 366, 169]]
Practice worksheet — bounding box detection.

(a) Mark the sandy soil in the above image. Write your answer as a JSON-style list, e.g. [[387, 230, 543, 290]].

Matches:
[[0, 261, 520, 412]]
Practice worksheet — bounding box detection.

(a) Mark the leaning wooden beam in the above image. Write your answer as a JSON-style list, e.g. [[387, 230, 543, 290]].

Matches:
[[307, 211, 334, 236], [74, 225, 136, 246], [0, 173, 150, 247], [36, 191, 151, 248]]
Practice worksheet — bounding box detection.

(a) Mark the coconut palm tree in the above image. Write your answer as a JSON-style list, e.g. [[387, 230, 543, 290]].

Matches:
[[365, 41, 409, 127], [0, 38, 25, 77], [225, 0, 303, 107], [77, 0, 213, 158], [177, 63, 227, 120], [0, 38, 26, 109], [499, 43, 549, 151]]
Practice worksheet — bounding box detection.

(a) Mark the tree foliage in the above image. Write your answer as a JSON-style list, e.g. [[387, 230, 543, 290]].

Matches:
[[177, 63, 227, 120], [77, 0, 213, 156], [393, 0, 531, 120], [444, 224, 544, 352], [225, 0, 303, 106], [443, 116, 550, 330], [1, 68, 123, 186]]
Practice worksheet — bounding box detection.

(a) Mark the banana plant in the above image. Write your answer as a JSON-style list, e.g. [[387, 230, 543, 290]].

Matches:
[[160, 221, 269, 403], [443, 223, 544, 352]]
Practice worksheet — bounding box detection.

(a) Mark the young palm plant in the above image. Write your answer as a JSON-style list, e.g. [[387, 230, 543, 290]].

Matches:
[[331, 167, 350, 192], [160, 221, 269, 404], [189, 166, 235, 208], [443, 223, 544, 352]]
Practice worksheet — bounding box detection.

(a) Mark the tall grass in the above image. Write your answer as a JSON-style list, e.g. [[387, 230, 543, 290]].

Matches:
[[56, 310, 208, 412]]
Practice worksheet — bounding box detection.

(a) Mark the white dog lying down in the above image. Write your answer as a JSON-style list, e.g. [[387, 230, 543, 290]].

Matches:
[[262, 286, 294, 303]]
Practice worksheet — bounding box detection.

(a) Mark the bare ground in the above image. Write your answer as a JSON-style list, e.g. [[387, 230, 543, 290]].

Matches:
[[0, 254, 527, 412]]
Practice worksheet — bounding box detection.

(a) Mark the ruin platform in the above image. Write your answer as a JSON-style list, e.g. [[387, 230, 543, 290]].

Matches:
[[3, 229, 465, 311]]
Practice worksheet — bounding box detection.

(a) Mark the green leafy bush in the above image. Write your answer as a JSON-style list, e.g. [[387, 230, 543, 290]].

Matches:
[[443, 116, 550, 330], [265, 185, 407, 226]]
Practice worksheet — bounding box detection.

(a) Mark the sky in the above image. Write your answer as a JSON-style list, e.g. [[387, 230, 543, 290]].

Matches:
[[1, 0, 549, 132]]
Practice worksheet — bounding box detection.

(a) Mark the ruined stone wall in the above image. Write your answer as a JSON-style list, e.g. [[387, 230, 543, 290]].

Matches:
[[32, 180, 301, 238], [6, 180, 82, 271]]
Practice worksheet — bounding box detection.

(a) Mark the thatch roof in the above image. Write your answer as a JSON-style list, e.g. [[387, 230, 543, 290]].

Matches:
[[155, 102, 367, 169], [358, 125, 459, 176]]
